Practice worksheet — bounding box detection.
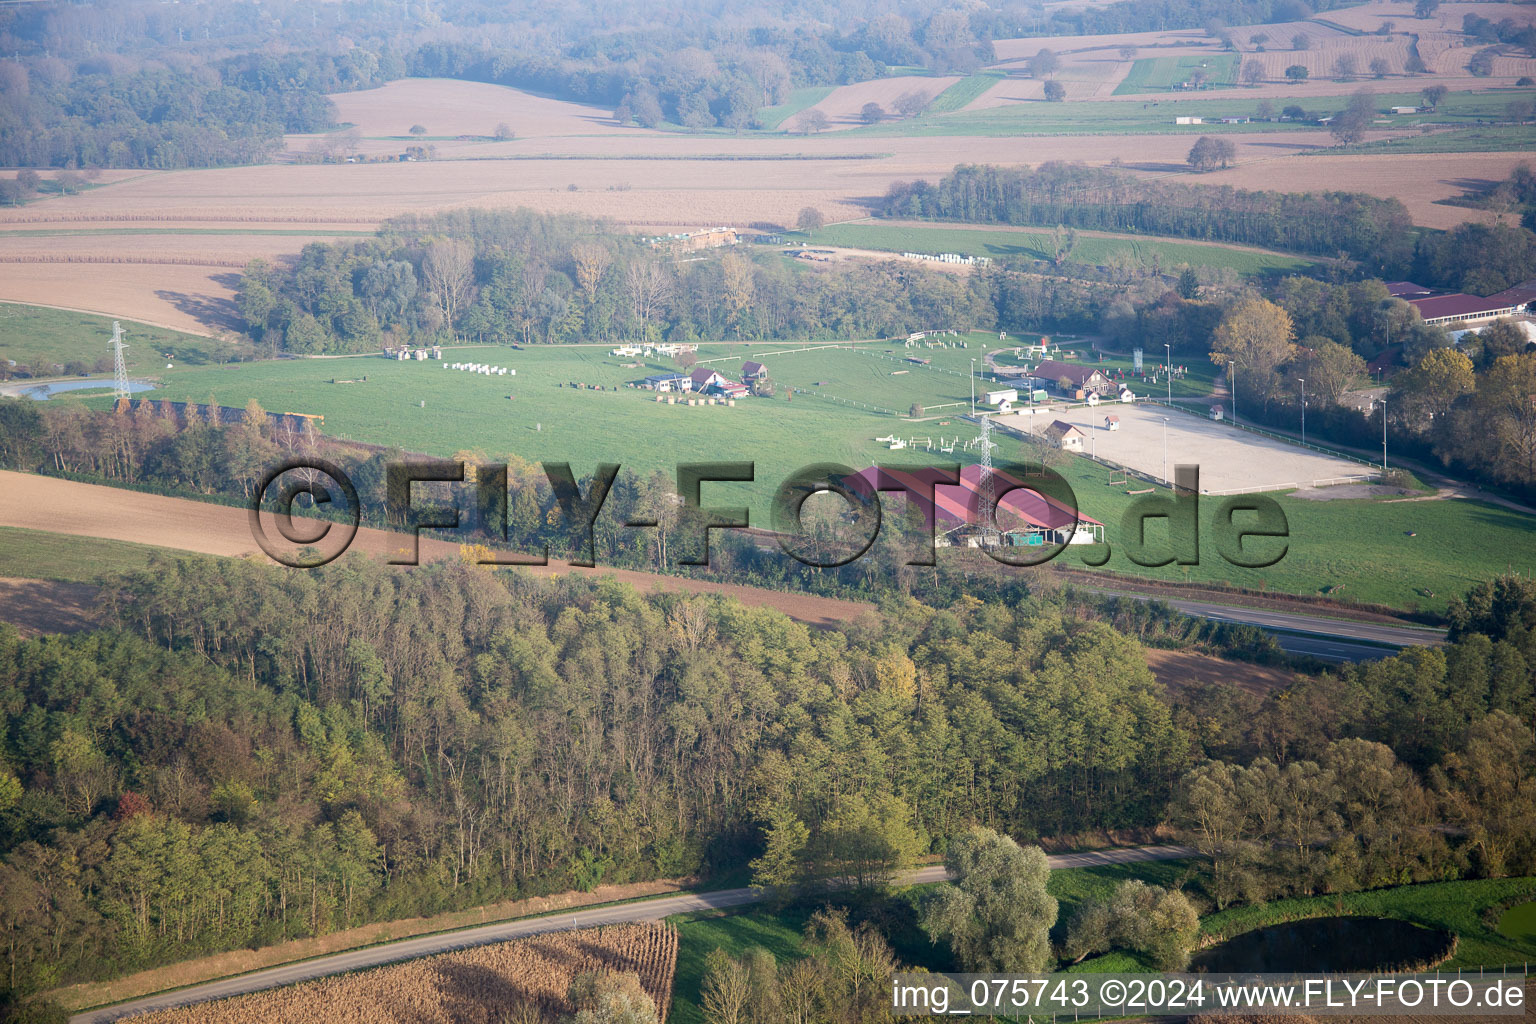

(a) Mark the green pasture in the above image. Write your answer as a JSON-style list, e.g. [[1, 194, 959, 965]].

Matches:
[[795, 222, 1315, 276], [0, 526, 172, 583], [1114, 54, 1239, 95], [0, 304, 248, 376], [1498, 901, 1536, 944], [925, 72, 1007, 114], [841, 86, 1536, 137], [93, 339, 1534, 612], [2, 299, 1519, 612], [1043, 453, 1536, 612], [759, 86, 835, 130], [1331, 124, 1536, 155]]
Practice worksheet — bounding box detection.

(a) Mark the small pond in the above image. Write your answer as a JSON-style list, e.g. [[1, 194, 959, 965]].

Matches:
[[7, 378, 156, 400], [1191, 916, 1455, 973]]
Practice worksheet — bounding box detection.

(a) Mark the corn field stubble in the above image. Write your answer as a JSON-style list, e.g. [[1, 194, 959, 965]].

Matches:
[[126, 922, 679, 1024]]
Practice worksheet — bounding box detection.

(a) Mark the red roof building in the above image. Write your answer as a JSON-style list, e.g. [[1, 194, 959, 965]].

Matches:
[[1408, 292, 1529, 326], [845, 464, 1104, 544]]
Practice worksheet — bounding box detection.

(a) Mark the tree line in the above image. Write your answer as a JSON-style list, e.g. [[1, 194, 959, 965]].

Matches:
[[0, 49, 398, 169], [878, 162, 1418, 277]]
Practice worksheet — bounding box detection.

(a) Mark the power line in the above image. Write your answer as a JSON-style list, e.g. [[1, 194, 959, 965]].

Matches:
[[110, 321, 129, 401]]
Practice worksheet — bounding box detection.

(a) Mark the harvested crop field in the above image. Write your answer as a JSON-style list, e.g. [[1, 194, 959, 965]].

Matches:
[[1322, 0, 1536, 34], [1193, 151, 1533, 230], [966, 60, 1130, 105], [991, 28, 1219, 63], [801, 75, 962, 127], [128, 922, 679, 1024], [0, 263, 241, 335], [1239, 34, 1415, 80], [0, 472, 874, 629], [0, 232, 356, 263], [326, 78, 639, 139]]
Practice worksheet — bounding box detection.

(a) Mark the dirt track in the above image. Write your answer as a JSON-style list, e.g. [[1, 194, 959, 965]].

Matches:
[[0, 471, 873, 629]]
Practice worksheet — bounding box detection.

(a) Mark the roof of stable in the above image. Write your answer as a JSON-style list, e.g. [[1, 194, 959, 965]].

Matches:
[[1408, 292, 1526, 320], [1031, 359, 1107, 385], [845, 465, 1103, 534]]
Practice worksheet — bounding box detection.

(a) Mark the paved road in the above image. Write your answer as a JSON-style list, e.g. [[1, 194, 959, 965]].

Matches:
[[1089, 587, 1445, 662], [70, 844, 1195, 1023]]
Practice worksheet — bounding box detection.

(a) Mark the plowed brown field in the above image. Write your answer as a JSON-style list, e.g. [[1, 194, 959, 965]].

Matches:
[[1194, 151, 1532, 230], [802, 75, 962, 127], [325, 78, 634, 139]]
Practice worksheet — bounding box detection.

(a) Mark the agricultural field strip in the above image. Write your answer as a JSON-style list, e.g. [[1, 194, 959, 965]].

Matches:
[[805, 221, 1316, 273], [69, 846, 1194, 1023]]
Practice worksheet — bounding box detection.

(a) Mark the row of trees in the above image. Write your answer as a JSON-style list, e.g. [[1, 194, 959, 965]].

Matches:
[[878, 162, 1418, 276]]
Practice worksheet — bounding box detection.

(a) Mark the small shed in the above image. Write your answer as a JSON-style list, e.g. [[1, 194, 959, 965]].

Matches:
[[1209, 405, 1225, 421], [1045, 420, 1088, 452], [1104, 414, 1120, 431]]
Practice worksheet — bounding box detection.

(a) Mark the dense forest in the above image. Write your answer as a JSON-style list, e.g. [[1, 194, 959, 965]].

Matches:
[[0, 50, 399, 169], [879, 163, 1419, 277], [0, 559, 1531, 999]]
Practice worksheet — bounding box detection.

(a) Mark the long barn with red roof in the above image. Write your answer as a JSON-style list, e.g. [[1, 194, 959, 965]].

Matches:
[[845, 463, 1103, 548]]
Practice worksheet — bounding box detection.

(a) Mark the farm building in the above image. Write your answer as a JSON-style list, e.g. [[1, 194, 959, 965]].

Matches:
[[1486, 278, 1536, 311], [1029, 360, 1117, 398], [843, 464, 1105, 548], [1385, 281, 1432, 298], [1391, 106, 1420, 115], [1044, 420, 1088, 451], [1450, 320, 1536, 346], [689, 368, 726, 391], [1175, 116, 1203, 125], [1408, 291, 1531, 326], [984, 388, 1018, 406], [643, 373, 691, 392], [646, 227, 738, 252], [686, 367, 749, 398], [741, 360, 768, 382]]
